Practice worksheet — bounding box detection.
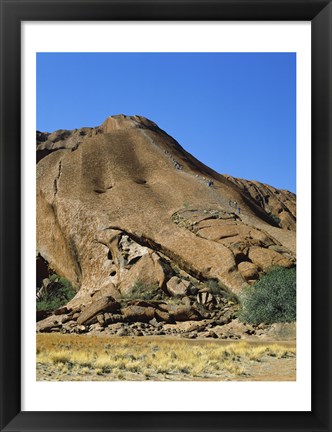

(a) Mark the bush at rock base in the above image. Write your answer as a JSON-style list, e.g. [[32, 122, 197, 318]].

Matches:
[[125, 280, 158, 301], [238, 266, 296, 324], [37, 274, 76, 311]]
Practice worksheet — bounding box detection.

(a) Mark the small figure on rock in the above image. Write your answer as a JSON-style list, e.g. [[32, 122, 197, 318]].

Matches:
[[229, 200, 237, 209], [173, 159, 183, 170]]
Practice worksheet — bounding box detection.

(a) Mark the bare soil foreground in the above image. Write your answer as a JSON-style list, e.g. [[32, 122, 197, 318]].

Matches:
[[37, 334, 296, 381]]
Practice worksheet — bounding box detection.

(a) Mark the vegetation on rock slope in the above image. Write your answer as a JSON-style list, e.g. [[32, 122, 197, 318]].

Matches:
[[37, 273, 76, 312]]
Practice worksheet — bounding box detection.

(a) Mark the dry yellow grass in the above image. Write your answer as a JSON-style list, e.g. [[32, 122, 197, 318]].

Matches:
[[36, 334, 296, 381]]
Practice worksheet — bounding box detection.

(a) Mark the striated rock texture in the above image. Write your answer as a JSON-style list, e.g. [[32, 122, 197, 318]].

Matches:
[[224, 175, 296, 230], [36, 114, 296, 311]]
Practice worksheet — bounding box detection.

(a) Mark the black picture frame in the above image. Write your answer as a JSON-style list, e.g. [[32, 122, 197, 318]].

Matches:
[[0, 1, 331, 431]]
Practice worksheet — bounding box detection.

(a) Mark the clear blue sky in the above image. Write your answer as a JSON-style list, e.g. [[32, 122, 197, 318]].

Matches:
[[37, 53, 296, 192]]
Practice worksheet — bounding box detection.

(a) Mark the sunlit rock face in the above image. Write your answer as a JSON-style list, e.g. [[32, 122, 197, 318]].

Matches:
[[36, 114, 296, 307]]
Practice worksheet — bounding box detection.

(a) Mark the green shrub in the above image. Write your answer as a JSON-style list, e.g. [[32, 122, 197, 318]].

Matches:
[[125, 280, 158, 301], [37, 274, 76, 311], [270, 214, 281, 227], [207, 279, 222, 295], [205, 279, 238, 303], [238, 266, 296, 324]]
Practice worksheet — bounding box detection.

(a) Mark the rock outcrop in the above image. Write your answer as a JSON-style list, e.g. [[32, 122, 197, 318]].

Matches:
[[36, 114, 296, 335], [225, 175, 296, 230]]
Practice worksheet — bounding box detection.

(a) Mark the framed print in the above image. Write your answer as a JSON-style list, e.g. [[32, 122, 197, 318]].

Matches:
[[1, 0, 331, 431]]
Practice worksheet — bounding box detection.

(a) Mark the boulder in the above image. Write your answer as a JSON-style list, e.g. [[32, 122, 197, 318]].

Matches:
[[154, 309, 172, 323], [54, 306, 72, 316], [117, 328, 129, 336], [76, 325, 87, 333], [61, 315, 72, 324], [36, 315, 60, 332], [96, 314, 105, 326], [181, 296, 192, 307], [119, 253, 166, 298], [107, 322, 125, 332], [104, 313, 124, 324], [248, 247, 294, 271], [265, 322, 296, 340], [121, 305, 155, 322], [91, 283, 121, 301], [166, 277, 190, 297], [148, 317, 160, 328], [166, 304, 201, 321], [237, 261, 259, 281], [269, 245, 292, 255], [127, 300, 156, 308], [170, 321, 203, 333], [77, 296, 120, 325]]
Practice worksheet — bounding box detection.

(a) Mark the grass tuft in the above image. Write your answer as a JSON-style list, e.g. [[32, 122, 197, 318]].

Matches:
[[37, 334, 296, 381]]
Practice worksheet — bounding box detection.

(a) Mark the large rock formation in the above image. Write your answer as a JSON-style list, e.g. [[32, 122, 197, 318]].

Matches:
[[36, 114, 296, 318]]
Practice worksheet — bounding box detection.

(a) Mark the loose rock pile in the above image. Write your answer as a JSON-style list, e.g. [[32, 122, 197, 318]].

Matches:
[[37, 286, 242, 338], [36, 276, 296, 341]]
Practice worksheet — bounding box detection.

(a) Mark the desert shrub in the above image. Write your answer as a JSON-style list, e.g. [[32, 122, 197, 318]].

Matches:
[[207, 279, 221, 295], [270, 214, 281, 227], [37, 274, 76, 311], [238, 266, 296, 324], [205, 279, 238, 303], [126, 280, 158, 301], [49, 273, 73, 290]]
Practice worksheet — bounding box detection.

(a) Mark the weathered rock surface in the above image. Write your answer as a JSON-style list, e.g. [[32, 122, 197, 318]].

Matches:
[[166, 276, 190, 297], [36, 114, 296, 317], [225, 175, 296, 230], [119, 252, 166, 297], [121, 305, 155, 322], [77, 297, 120, 325], [237, 262, 259, 281]]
